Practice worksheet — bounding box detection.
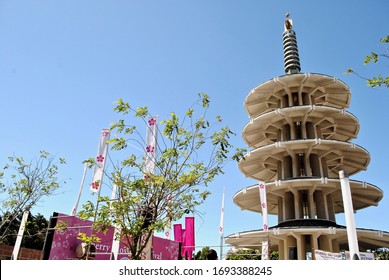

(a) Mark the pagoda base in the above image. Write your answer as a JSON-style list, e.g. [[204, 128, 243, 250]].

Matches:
[[225, 224, 389, 260]]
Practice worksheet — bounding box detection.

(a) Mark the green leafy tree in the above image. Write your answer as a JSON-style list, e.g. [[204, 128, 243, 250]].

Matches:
[[194, 246, 211, 260], [78, 93, 246, 260], [226, 248, 262, 260], [345, 35, 389, 89], [194, 247, 219, 260], [0, 151, 66, 243], [226, 248, 279, 260], [0, 212, 48, 250], [270, 250, 279, 260], [374, 248, 389, 260]]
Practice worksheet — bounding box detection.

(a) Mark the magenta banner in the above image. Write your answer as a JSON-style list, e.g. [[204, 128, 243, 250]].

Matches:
[[47, 213, 179, 260], [173, 217, 195, 260]]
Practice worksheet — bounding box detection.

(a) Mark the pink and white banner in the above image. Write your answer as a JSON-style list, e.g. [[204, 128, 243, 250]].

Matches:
[[259, 182, 269, 260], [219, 190, 225, 235], [144, 116, 158, 175], [163, 194, 173, 239], [259, 182, 268, 231], [90, 129, 110, 193]]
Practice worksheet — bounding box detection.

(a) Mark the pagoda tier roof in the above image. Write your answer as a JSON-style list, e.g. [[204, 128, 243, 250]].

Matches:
[[244, 73, 351, 118], [225, 224, 389, 252], [239, 139, 370, 181], [243, 105, 359, 148], [233, 178, 383, 214]]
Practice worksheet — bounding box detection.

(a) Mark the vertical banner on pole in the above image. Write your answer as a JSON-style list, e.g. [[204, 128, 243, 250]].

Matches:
[[90, 129, 110, 193], [144, 116, 158, 258], [173, 218, 195, 260], [259, 182, 269, 260], [144, 116, 158, 175], [164, 194, 173, 240], [173, 224, 183, 259], [219, 189, 225, 235], [184, 217, 195, 260], [164, 224, 171, 240], [173, 224, 183, 243], [219, 188, 225, 260]]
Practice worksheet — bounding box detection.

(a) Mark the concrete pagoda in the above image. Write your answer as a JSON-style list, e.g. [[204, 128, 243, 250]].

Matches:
[[225, 15, 389, 260]]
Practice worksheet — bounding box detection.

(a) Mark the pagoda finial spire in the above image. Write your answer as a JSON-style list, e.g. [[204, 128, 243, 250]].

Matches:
[[283, 13, 301, 74]]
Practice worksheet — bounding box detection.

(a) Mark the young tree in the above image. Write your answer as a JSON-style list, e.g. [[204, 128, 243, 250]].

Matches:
[[0, 212, 48, 250], [0, 151, 66, 243], [345, 35, 389, 89], [194, 246, 211, 260], [78, 93, 246, 260], [225, 248, 279, 260], [226, 248, 261, 260], [374, 248, 389, 260]]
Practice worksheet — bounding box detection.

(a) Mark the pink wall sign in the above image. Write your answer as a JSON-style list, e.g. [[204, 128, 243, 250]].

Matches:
[[45, 213, 179, 260]]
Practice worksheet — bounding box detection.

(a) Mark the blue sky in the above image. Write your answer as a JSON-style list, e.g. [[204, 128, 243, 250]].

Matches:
[[1, 0, 388, 254]]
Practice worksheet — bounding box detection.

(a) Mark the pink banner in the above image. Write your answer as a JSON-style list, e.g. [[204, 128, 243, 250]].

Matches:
[[46, 213, 179, 260], [173, 217, 195, 260], [173, 224, 183, 243]]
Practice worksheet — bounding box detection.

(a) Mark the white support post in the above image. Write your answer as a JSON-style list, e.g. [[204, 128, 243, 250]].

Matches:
[[339, 170, 360, 260], [11, 209, 30, 260]]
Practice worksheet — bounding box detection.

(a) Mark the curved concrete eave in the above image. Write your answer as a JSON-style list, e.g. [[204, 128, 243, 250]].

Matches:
[[242, 105, 360, 148], [233, 178, 383, 214], [225, 227, 389, 251], [244, 73, 351, 118], [239, 139, 370, 181]]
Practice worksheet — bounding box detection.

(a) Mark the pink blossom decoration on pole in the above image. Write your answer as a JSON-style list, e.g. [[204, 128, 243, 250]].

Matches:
[[96, 155, 105, 163]]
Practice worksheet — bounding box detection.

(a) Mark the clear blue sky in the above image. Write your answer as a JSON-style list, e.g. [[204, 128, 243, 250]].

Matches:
[[1, 0, 388, 253]]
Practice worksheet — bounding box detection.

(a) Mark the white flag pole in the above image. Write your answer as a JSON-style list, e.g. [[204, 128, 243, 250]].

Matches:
[[219, 187, 225, 260], [70, 162, 88, 216], [11, 209, 30, 260], [339, 170, 360, 260]]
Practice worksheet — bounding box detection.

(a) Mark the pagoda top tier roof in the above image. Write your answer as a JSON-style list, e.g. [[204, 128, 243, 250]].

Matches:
[[244, 73, 351, 118]]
